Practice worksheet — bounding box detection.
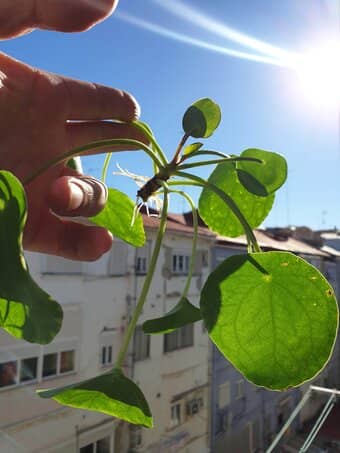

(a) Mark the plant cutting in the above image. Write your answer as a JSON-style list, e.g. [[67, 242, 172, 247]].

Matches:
[[0, 98, 337, 428]]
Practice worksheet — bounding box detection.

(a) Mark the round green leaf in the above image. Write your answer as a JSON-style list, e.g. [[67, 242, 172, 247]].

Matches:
[[198, 162, 274, 237], [143, 297, 202, 334], [200, 252, 339, 390], [90, 188, 145, 247], [38, 368, 153, 427], [182, 98, 221, 138], [236, 148, 288, 196], [0, 171, 63, 344]]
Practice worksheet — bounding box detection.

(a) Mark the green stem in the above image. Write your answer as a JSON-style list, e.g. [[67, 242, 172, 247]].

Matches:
[[130, 121, 168, 166], [168, 190, 198, 300], [181, 149, 231, 161], [170, 133, 189, 165], [115, 187, 169, 369], [178, 156, 262, 171], [101, 153, 112, 183], [23, 138, 164, 185], [174, 170, 261, 253]]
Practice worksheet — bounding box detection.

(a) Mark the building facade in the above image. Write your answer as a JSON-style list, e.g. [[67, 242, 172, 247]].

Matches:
[[0, 218, 339, 453], [209, 229, 340, 453], [0, 212, 214, 453]]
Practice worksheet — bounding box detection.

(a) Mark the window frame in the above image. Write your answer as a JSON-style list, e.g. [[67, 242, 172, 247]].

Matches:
[[235, 379, 245, 399], [130, 425, 142, 449], [133, 325, 151, 362], [100, 345, 113, 367], [164, 324, 194, 353], [0, 345, 77, 391], [79, 434, 113, 453], [172, 253, 190, 275], [218, 381, 231, 409], [170, 403, 182, 428], [42, 349, 76, 380]]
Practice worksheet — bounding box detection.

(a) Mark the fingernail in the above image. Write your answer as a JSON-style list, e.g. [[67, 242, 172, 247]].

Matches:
[[131, 95, 141, 119], [68, 182, 85, 211]]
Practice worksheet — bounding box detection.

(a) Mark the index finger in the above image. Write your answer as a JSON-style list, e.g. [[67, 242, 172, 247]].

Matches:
[[59, 75, 140, 121]]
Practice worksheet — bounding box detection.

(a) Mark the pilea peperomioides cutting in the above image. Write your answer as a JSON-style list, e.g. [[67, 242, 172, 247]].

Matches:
[[0, 98, 338, 428]]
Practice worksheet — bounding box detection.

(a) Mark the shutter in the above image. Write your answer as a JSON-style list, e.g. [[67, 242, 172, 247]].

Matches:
[[42, 255, 82, 274], [162, 247, 173, 279], [108, 241, 128, 275], [193, 250, 203, 275]]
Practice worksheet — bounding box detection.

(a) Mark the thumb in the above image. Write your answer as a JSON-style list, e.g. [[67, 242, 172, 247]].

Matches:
[[48, 175, 108, 218]]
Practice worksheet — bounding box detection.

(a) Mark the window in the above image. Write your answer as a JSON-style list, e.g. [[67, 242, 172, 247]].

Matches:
[[20, 357, 38, 382], [134, 326, 150, 361], [170, 403, 181, 427], [186, 397, 203, 417], [0, 361, 17, 388], [135, 241, 150, 275], [101, 345, 113, 366], [96, 436, 111, 453], [172, 254, 190, 274], [218, 382, 231, 408], [43, 353, 58, 377], [164, 325, 194, 353], [130, 425, 142, 449], [0, 343, 77, 391], [99, 331, 115, 367], [107, 241, 128, 275], [80, 446, 94, 453], [43, 349, 75, 378], [136, 256, 147, 274], [80, 436, 111, 453], [60, 350, 75, 373]]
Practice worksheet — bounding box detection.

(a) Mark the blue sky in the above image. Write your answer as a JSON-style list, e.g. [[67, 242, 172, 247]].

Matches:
[[1, 0, 339, 230]]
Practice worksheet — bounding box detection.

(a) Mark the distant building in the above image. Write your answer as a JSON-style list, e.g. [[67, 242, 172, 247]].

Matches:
[[209, 229, 340, 453], [0, 212, 214, 453], [0, 216, 339, 453]]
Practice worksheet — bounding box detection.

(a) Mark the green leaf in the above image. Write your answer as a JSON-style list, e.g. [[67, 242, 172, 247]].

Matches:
[[183, 142, 203, 156], [200, 252, 339, 390], [66, 156, 83, 173], [236, 149, 287, 196], [38, 368, 153, 427], [133, 120, 154, 138], [143, 297, 202, 334], [0, 171, 63, 344], [198, 162, 274, 237], [90, 188, 145, 247], [182, 98, 221, 138]]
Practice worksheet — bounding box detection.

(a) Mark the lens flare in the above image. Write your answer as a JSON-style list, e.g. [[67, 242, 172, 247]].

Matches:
[[153, 0, 295, 62], [116, 12, 287, 67], [294, 41, 340, 105]]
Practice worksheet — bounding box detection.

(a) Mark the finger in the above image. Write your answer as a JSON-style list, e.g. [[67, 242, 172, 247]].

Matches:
[[48, 175, 107, 217], [35, 0, 118, 32], [0, 0, 118, 39], [65, 121, 149, 151], [60, 75, 140, 121], [25, 210, 113, 261]]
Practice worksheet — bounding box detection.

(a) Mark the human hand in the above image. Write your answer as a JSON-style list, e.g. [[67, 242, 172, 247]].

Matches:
[[0, 52, 145, 260], [0, 0, 119, 39]]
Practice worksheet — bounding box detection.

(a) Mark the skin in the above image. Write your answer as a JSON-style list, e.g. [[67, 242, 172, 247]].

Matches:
[[0, 0, 146, 261]]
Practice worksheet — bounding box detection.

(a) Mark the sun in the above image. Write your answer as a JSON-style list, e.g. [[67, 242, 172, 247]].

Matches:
[[293, 40, 340, 106]]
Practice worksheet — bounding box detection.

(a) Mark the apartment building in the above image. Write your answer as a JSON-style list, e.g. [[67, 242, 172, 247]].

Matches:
[[209, 229, 340, 453], [0, 212, 214, 453]]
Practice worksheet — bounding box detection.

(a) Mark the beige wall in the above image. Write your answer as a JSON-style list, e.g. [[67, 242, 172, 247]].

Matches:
[[0, 229, 213, 452]]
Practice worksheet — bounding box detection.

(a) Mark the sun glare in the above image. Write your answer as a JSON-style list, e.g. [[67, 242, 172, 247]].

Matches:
[[294, 41, 340, 106]]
